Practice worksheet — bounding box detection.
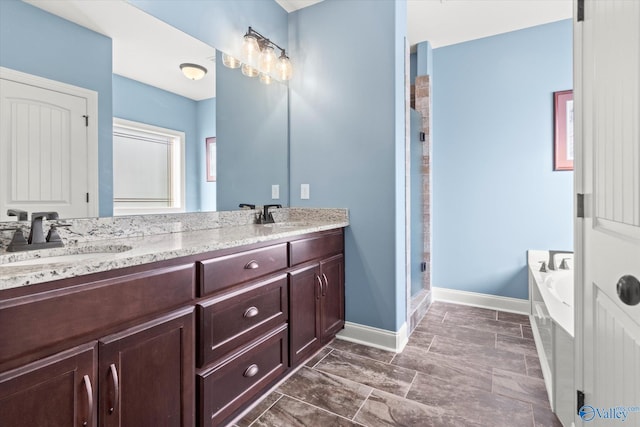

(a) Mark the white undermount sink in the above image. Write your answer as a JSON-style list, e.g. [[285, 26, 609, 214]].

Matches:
[[0, 245, 132, 267]]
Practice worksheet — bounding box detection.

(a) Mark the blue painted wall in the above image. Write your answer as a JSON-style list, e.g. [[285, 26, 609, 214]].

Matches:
[[112, 74, 205, 212], [288, 0, 407, 331], [131, 0, 290, 211], [197, 98, 217, 212], [0, 0, 113, 216], [432, 20, 573, 300], [215, 52, 288, 210]]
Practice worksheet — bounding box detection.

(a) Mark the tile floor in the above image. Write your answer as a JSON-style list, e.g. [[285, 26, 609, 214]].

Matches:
[[231, 301, 563, 427]]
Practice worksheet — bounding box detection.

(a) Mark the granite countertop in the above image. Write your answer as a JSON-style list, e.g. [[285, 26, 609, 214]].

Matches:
[[0, 208, 348, 291]]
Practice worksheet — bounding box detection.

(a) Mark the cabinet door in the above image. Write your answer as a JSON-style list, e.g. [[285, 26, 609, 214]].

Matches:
[[320, 254, 345, 341], [288, 264, 322, 366], [99, 307, 194, 427], [0, 342, 97, 427]]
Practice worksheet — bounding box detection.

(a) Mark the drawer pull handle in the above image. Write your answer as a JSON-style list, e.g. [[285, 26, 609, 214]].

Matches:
[[243, 364, 259, 378], [244, 306, 259, 318], [244, 260, 260, 270], [82, 375, 93, 427], [108, 363, 119, 415]]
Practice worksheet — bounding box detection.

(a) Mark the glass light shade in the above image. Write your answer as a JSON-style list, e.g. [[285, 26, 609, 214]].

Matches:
[[241, 34, 260, 67], [241, 63, 259, 78], [259, 73, 272, 85], [179, 63, 207, 80], [276, 55, 293, 81], [221, 52, 241, 69], [258, 45, 277, 74]]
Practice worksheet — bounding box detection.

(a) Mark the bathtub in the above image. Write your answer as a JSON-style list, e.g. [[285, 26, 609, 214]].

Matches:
[[528, 250, 574, 427]]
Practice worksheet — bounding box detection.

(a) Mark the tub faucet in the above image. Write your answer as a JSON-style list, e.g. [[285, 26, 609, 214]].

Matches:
[[548, 250, 573, 270]]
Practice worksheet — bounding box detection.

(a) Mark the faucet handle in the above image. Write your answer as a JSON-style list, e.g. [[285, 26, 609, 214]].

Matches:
[[559, 258, 571, 270], [6, 227, 28, 252], [7, 209, 28, 221], [538, 261, 547, 273]]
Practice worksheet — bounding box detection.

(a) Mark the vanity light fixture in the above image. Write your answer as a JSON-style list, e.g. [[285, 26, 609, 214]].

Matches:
[[179, 63, 207, 80], [222, 26, 292, 84]]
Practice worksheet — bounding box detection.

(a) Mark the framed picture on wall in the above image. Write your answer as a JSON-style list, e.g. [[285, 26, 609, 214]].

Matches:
[[554, 90, 574, 171], [206, 137, 216, 182]]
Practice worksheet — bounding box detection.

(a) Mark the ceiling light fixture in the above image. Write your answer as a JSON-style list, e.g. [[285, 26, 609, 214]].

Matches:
[[179, 63, 207, 80], [222, 26, 292, 84]]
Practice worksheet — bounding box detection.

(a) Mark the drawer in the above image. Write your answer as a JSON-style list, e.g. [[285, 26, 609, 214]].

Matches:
[[289, 229, 343, 266], [197, 274, 288, 367], [197, 325, 288, 427], [197, 243, 287, 296], [0, 263, 194, 369]]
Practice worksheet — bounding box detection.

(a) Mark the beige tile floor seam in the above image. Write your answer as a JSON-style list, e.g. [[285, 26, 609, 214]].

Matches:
[[232, 301, 563, 427]]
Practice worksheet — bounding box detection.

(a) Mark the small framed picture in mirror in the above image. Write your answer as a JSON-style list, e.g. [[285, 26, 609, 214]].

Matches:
[[554, 90, 573, 171], [206, 137, 216, 182]]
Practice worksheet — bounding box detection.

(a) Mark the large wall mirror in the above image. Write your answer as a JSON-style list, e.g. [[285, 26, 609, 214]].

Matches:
[[0, 0, 289, 220]]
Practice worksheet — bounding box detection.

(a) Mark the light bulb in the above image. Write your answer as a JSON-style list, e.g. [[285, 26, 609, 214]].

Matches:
[[241, 63, 259, 78], [221, 52, 241, 69], [259, 73, 272, 85], [241, 33, 260, 67], [276, 53, 293, 81], [258, 45, 277, 75]]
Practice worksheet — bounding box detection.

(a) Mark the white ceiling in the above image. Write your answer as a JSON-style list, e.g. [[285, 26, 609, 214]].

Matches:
[[407, 0, 573, 48], [274, 0, 324, 13], [25, 0, 216, 101], [275, 0, 572, 49], [25, 0, 572, 100]]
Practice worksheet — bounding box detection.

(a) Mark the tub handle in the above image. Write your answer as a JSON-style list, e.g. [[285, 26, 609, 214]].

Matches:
[[617, 275, 640, 306]]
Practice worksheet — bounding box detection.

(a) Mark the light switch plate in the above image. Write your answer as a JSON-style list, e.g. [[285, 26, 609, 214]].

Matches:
[[301, 184, 310, 200], [272, 184, 279, 199]]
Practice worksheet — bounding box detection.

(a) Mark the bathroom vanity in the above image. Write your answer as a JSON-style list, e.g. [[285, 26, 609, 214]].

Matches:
[[0, 209, 347, 427]]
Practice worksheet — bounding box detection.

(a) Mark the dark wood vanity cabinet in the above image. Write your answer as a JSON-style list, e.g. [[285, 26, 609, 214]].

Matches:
[[288, 231, 345, 367], [0, 262, 196, 427], [0, 227, 345, 427]]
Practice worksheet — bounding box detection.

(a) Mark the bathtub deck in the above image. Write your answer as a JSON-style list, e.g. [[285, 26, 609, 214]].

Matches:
[[230, 301, 562, 427]]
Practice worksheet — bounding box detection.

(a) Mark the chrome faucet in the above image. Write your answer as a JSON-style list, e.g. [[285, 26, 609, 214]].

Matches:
[[6, 211, 65, 252], [547, 250, 573, 270]]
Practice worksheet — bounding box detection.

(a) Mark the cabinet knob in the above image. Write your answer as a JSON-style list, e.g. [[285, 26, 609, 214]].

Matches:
[[243, 306, 259, 318], [243, 364, 259, 378], [244, 260, 260, 270]]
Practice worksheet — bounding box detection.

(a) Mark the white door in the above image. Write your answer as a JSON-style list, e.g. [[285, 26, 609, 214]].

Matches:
[[0, 77, 93, 220], [577, 0, 640, 426]]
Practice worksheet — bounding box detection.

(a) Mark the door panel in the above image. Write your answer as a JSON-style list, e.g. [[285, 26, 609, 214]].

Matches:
[[0, 342, 97, 427], [579, 0, 640, 424], [99, 307, 194, 427], [0, 78, 90, 219], [288, 264, 321, 366], [320, 254, 345, 340]]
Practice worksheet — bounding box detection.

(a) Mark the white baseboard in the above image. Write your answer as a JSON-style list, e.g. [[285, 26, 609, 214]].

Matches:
[[336, 321, 408, 353], [432, 287, 530, 314]]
